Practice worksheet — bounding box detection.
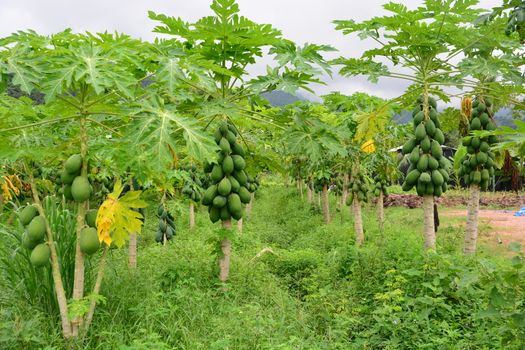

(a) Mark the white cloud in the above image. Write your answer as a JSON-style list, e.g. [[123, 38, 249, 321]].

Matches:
[[0, 0, 504, 100]]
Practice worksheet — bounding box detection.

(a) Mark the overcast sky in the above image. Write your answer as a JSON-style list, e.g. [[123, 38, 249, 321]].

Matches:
[[0, 0, 503, 100]]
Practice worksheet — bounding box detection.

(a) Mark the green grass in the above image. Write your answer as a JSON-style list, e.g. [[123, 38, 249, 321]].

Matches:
[[0, 182, 524, 349]]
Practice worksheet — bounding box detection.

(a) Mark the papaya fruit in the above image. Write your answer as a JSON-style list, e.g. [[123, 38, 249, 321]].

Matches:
[[219, 138, 231, 154], [417, 154, 429, 172], [424, 182, 434, 196], [65, 154, 82, 174], [425, 119, 436, 137], [480, 113, 490, 127], [30, 243, 50, 267], [409, 146, 421, 164], [232, 142, 245, 157], [481, 169, 490, 182], [222, 156, 234, 175], [471, 137, 481, 149], [412, 106, 422, 117], [406, 169, 421, 186], [27, 216, 46, 242], [430, 140, 442, 159], [419, 172, 431, 184], [232, 155, 245, 170], [219, 122, 229, 135], [428, 156, 439, 171], [227, 193, 242, 215], [219, 206, 231, 221], [476, 152, 488, 165], [421, 137, 431, 153], [85, 209, 98, 228], [480, 141, 490, 153], [209, 206, 220, 223], [213, 195, 228, 208], [22, 231, 39, 250], [225, 131, 237, 145], [71, 176, 91, 203], [239, 186, 251, 204], [434, 186, 443, 197], [439, 168, 450, 182], [234, 170, 248, 186], [80, 227, 100, 255], [228, 123, 238, 135], [19, 205, 38, 226], [470, 118, 481, 130], [415, 123, 426, 141], [413, 111, 424, 125], [202, 185, 218, 206], [217, 177, 232, 196], [472, 171, 482, 184], [428, 96, 437, 109], [211, 164, 224, 183], [431, 170, 444, 186], [229, 176, 241, 193], [61, 171, 76, 185]]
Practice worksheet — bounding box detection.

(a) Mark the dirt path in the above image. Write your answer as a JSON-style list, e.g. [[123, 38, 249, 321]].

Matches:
[[443, 209, 525, 247]]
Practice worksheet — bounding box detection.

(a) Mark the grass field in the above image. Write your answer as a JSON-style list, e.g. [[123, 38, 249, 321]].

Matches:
[[1, 181, 524, 349]]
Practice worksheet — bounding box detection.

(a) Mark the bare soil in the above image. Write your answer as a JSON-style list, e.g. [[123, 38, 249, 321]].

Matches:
[[384, 194, 525, 209]]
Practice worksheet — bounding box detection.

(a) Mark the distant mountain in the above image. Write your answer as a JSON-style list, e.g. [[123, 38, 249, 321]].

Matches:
[[261, 91, 302, 106]]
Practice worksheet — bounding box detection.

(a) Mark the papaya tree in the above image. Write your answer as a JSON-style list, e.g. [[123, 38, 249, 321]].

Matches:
[[148, 0, 332, 282], [334, 1, 482, 250]]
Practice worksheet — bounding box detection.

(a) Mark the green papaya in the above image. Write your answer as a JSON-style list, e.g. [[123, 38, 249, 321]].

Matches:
[[225, 131, 237, 145], [476, 152, 488, 165], [429, 108, 438, 122], [415, 123, 426, 141], [222, 156, 234, 175], [409, 146, 421, 164], [227, 193, 242, 215], [486, 122, 496, 131], [214, 129, 222, 143], [232, 142, 245, 157], [462, 137, 471, 147], [424, 182, 434, 196], [232, 155, 245, 170], [71, 176, 91, 203], [428, 156, 439, 171], [439, 168, 450, 182], [476, 103, 486, 114], [217, 177, 232, 196], [416, 181, 426, 196], [413, 111, 424, 125], [85, 209, 98, 228], [417, 154, 429, 172], [219, 122, 229, 135], [425, 119, 436, 137], [434, 129, 445, 145], [22, 231, 39, 250], [472, 171, 482, 184], [65, 154, 82, 174], [430, 140, 442, 159], [202, 185, 218, 206], [431, 170, 444, 186], [61, 171, 76, 185], [80, 227, 100, 255], [234, 170, 248, 186], [209, 206, 220, 223], [406, 169, 421, 186], [419, 172, 431, 184], [470, 118, 481, 130], [219, 206, 231, 221], [30, 243, 50, 267], [401, 181, 413, 192], [421, 137, 431, 153], [471, 137, 481, 149], [239, 186, 251, 204], [434, 186, 443, 197], [27, 216, 46, 242], [228, 123, 238, 135], [213, 195, 228, 208], [480, 142, 490, 153], [219, 138, 231, 154], [428, 96, 437, 109], [412, 106, 422, 117], [211, 164, 224, 183], [480, 113, 490, 127], [19, 205, 38, 226]]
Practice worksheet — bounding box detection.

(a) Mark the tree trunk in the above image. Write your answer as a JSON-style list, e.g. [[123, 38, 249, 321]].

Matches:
[[307, 183, 313, 204], [29, 175, 72, 338], [82, 246, 108, 336], [317, 192, 321, 208], [189, 202, 195, 229], [71, 117, 89, 336], [322, 184, 330, 224], [219, 220, 232, 282], [353, 197, 364, 246], [377, 191, 384, 232], [299, 180, 304, 200], [237, 218, 243, 234], [422, 195, 436, 250], [128, 233, 137, 269], [246, 192, 255, 217], [464, 184, 480, 255], [342, 174, 349, 205]]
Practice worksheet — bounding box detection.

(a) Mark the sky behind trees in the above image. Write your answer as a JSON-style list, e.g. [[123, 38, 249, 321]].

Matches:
[[0, 0, 501, 99]]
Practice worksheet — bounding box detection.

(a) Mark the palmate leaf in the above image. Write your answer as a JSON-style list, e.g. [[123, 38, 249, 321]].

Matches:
[[96, 179, 147, 248], [128, 96, 219, 173], [270, 41, 336, 77]]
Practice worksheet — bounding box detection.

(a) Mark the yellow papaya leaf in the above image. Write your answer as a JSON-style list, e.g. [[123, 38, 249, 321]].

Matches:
[[1, 175, 22, 201], [361, 139, 375, 153], [96, 179, 148, 248]]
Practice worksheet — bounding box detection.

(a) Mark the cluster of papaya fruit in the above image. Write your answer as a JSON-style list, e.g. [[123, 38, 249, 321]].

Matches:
[[346, 173, 369, 206], [80, 209, 100, 255], [202, 122, 251, 222], [372, 175, 389, 197], [156, 204, 176, 243], [401, 96, 450, 197], [457, 97, 497, 190], [246, 174, 260, 193], [59, 154, 92, 203], [181, 165, 203, 202], [19, 205, 50, 267]]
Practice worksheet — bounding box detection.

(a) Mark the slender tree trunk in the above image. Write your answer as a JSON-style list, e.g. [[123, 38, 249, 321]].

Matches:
[[237, 218, 243, 234], [321, 184, 330, 224], [464, 184, 480, 254], [28, 173, 72, 338], [72, 116, 88, 336], [82, 247, 108, 336], [246, 192, 255, 217], [377, 191, 385, 232], [342, 174, 349, 205], [422, 195, 436, 250], [317, 192, 321, 208], [354, 197, 364, 246], [307, 183, 313, 204], [299, 180, 304, 200], [189, 202, 195, 229], [128, 233, 137, 269], [219, 220, 232, 282]]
